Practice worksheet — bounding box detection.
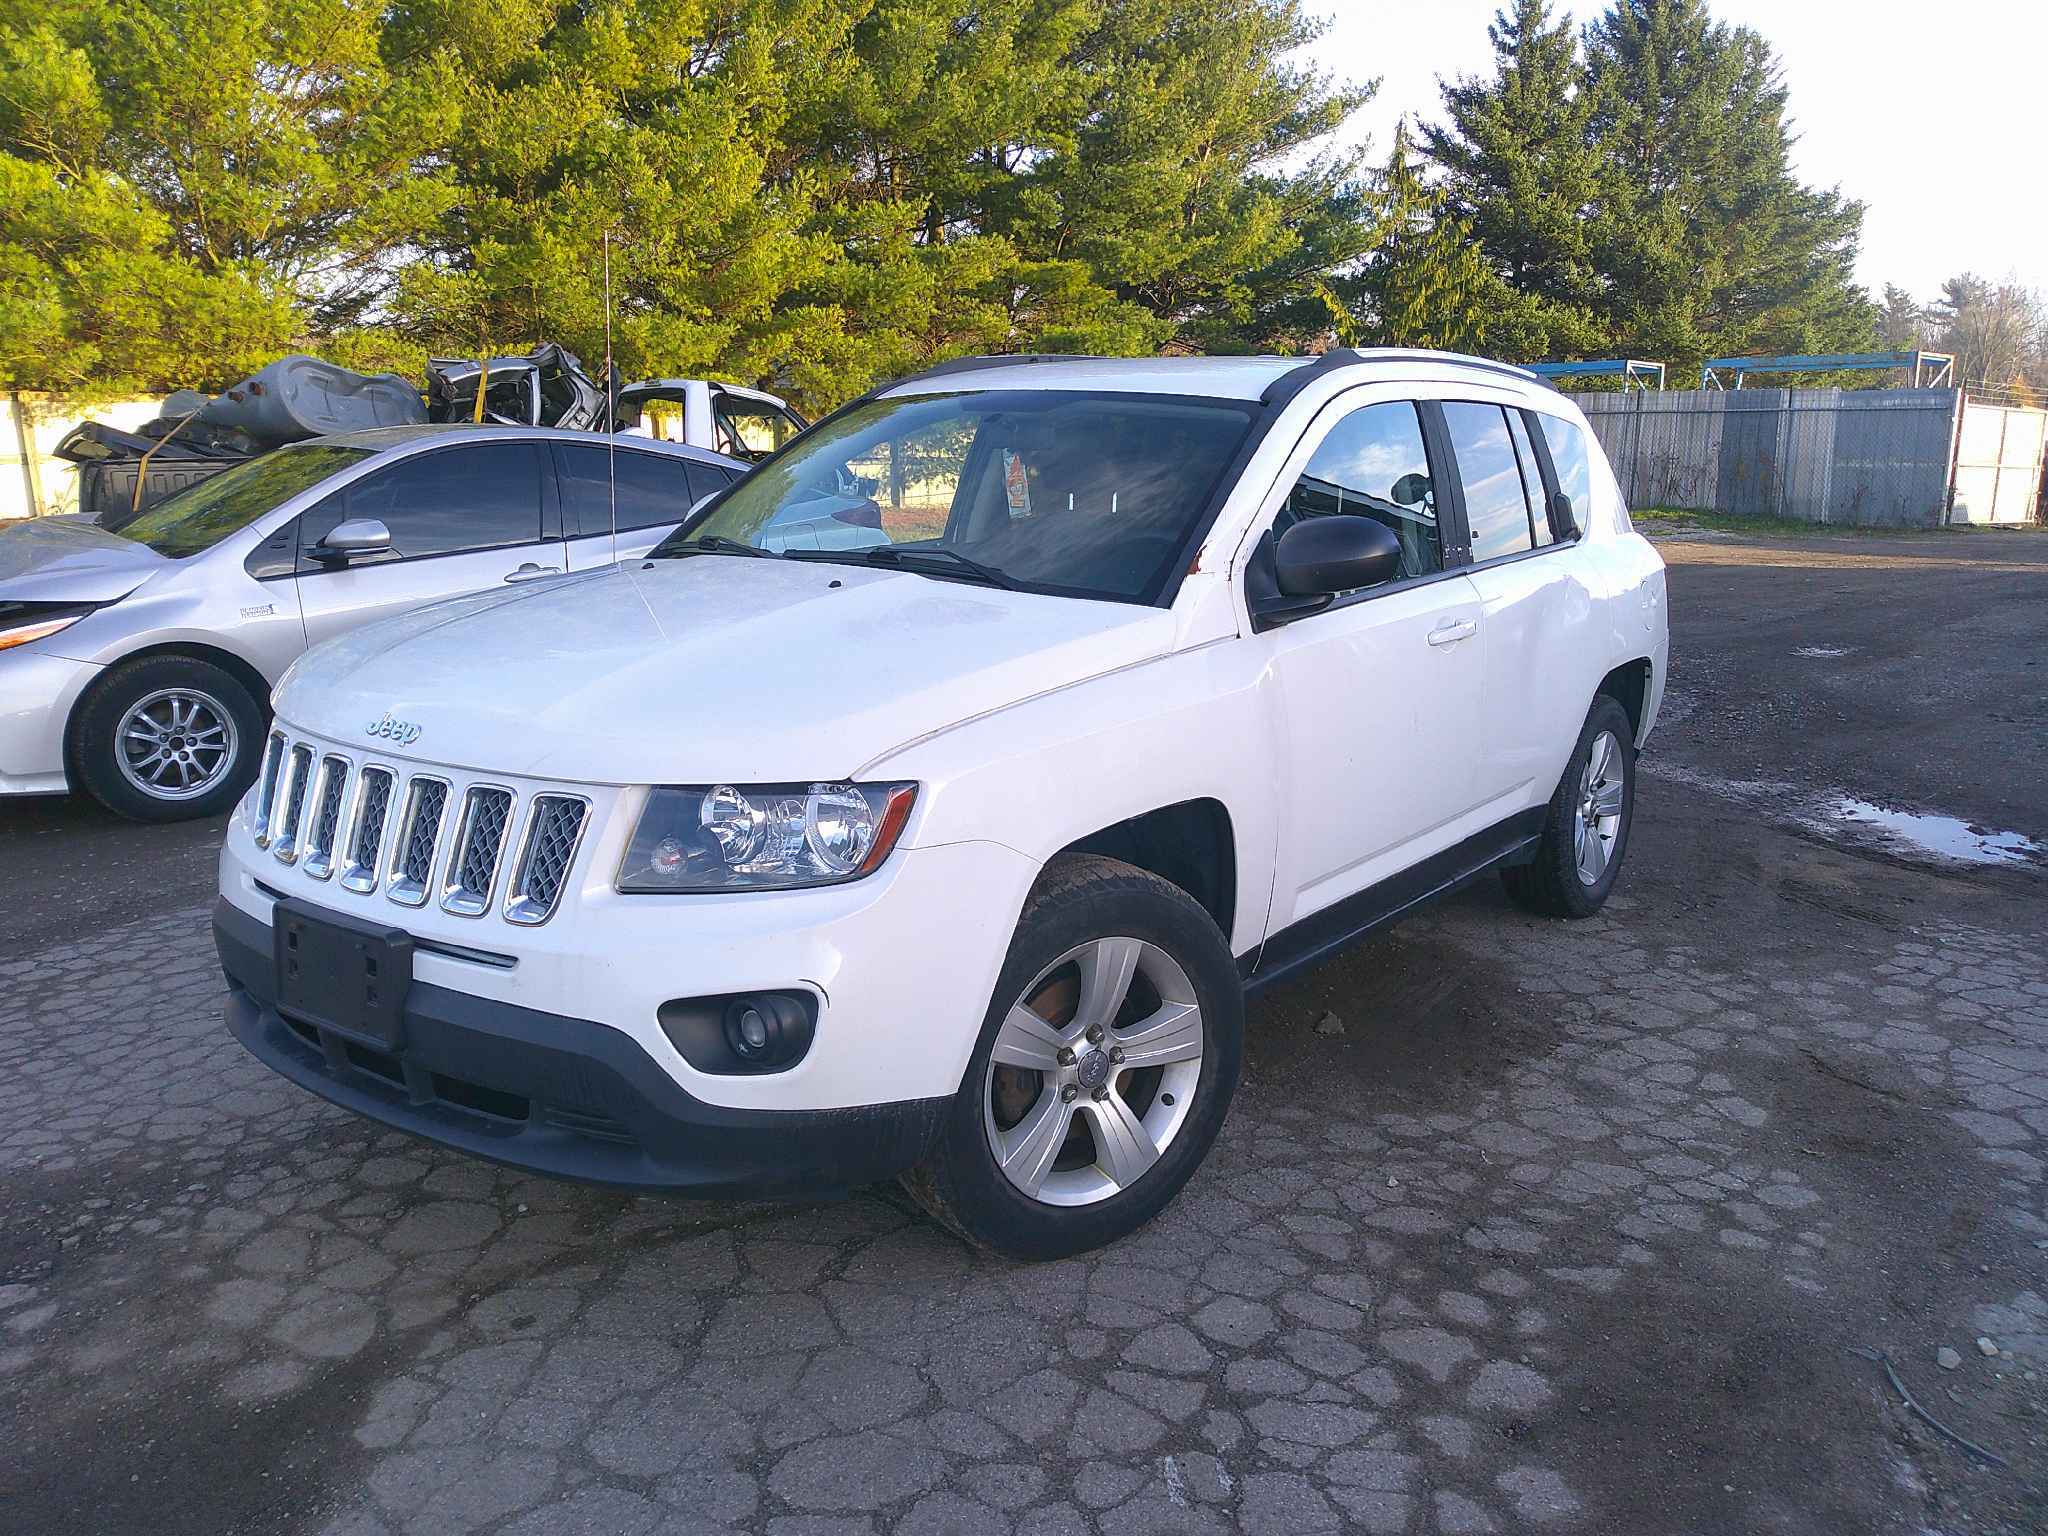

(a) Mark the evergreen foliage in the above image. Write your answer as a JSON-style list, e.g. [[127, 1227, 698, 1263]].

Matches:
[[0, 0, 1884, 409]]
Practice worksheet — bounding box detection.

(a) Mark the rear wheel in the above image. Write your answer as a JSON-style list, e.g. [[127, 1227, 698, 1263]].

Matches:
[[904, 854, 1243, 1260], [1502, 694, 1636, 918], [70, 655, 265, 822]]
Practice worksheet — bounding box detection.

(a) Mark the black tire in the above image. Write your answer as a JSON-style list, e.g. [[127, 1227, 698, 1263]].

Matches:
[[69, 654, 266, 822], [1502, 693, 1637, 919], [903, 854, 1244, 1260]]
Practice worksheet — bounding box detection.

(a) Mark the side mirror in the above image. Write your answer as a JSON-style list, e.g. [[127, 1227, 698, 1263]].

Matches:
[[1274, 515, 1402, 598], [1391, 473, 1431, 508], [311, 518, 392, 563]]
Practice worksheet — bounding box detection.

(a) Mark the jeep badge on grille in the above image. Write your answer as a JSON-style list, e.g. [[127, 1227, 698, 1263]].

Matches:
[[366, 713, 422, 745]]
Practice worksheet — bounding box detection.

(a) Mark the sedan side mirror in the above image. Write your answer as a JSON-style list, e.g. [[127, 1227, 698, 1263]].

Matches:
[[311, 518, 392, 563], [1274, 515, 1402, 597]]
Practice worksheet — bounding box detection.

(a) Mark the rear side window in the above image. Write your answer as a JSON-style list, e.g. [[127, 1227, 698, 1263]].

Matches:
[[300, 443, 542, 564], [1536, 413, 1594, 534], [557, 445, 708, 535], [1441, 402, 1535, 562], [1278, 401, 1442, 583]]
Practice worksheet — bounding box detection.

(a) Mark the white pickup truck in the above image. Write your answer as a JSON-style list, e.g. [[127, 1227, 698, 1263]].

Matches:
[[614, 379, 807, 463], [216, 348, 1668, 1259]]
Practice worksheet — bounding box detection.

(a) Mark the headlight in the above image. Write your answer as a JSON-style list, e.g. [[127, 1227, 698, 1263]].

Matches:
[[0, 606, 91, 652], [617, 782, 917, 893]]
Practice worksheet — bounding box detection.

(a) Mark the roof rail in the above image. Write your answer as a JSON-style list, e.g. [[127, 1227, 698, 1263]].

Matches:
[[1260, 348, 1546, 405], [902, 353, 1113, 385]]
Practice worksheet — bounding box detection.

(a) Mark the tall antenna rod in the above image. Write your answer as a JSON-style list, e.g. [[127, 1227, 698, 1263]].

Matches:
[[604, 228, 619, 569]]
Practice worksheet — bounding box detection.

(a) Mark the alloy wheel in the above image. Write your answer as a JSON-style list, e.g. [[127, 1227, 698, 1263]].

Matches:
[[983, 936, 1204, 1207], [115, 687, 240, 802], [1573, 728, 1626, 886]]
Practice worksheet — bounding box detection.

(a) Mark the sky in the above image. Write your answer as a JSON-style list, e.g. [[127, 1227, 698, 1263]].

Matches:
[[1299, 1, 2048, 303]]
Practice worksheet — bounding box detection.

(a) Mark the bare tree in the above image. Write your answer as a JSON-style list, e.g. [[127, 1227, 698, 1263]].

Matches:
[[1928, 273, 2044, 392]]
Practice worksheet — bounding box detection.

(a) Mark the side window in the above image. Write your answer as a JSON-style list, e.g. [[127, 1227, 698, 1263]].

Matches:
[[1277, 401, 1441, 584], [300, 443, 542, 565], [557, 445, 701, 535], [713, 396, 800, 462], [1536, 413, 1594, 535], [1442, 402, 1535, 562], [1504, 410, 1557, 547], [687, 464, 737, 504]]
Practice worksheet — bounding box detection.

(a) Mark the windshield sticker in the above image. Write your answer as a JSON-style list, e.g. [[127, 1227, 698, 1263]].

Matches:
[[1003, 451, 1031, 517]]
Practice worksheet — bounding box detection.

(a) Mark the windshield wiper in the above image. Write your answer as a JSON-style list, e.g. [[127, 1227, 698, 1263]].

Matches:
[[834, 544, 1021, 590], [658, 535, 780, 560]]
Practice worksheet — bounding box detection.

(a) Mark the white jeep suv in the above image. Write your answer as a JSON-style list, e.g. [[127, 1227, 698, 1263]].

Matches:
[[215, 349, 1667, 1259]]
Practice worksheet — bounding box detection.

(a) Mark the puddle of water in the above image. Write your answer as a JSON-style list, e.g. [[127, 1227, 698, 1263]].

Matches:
[[1792, 645, 1853, 658], [1826, 798, 2043, 866]]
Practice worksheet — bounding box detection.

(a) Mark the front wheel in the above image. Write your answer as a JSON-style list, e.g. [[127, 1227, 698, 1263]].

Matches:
[[1501, 694, 1637, 919], [70, 655, 266, 822], [903, 854, 1243, 1260]]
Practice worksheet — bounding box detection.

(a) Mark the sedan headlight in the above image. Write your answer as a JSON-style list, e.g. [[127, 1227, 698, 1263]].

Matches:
[[0, 602, 95, 653], [618, 782, 917, 893]]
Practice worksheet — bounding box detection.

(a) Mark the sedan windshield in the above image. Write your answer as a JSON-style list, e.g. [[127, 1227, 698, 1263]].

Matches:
[[119, 445, 372, 559], [652, 390, 1254, 603]]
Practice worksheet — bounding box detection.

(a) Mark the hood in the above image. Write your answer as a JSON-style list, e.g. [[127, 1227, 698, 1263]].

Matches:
[[275, 557, 1175, 783], [0, 517, 164, 603]]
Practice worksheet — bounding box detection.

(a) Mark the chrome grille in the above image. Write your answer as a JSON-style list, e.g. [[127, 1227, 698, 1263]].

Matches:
[[387, 777, 450, 906], [441, 787, 514, 916], [505, 795, 589, 925], [271, 745, 314, 864], [302, 756, 349, 880], [252, 732, 285, 847], [341, 767, 395, 893]]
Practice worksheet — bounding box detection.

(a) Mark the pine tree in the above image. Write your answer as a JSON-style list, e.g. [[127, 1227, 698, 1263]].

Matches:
[[1332, 122, 1516, 354], [1417, 0, 1604, 359], [1581, 0, 1874, 372], [1006, 0, 1376, 353], [1878, 284, 1924, 351]]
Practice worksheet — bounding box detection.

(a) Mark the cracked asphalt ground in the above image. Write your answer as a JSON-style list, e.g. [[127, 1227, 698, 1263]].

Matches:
[[4, 529, 2045, 1535]]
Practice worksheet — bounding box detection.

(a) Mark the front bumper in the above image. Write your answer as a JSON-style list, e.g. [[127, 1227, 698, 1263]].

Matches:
[[0, 647, 97, 794], [216, 898, 946, 1196]]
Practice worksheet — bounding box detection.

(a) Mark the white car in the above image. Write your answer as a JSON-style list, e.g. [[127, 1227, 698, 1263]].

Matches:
[[214, 350, 1668, 1259], [0, 427, 744, 819]]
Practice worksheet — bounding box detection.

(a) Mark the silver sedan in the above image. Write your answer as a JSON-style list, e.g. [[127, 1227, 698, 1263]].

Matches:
[[0, 425, 744, 820]]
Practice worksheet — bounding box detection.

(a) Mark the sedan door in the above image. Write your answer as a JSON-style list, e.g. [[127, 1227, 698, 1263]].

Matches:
[[554, 443, 735, 570], [292, 440, 559, 650], [1250, 397, 1489, 934]]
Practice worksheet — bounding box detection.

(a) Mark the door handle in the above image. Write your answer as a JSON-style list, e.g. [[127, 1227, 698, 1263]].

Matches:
[[503, 563, 561, 584], [1427, 618, 1478, 647]]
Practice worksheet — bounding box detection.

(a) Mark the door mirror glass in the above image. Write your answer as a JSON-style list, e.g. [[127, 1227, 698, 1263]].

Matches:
[[1274, 515, 1402, 597], [311, 518, 391, 562]]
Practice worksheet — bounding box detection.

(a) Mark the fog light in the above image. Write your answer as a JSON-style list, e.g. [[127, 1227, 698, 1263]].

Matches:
[[733, 1003, 773, 1055], [659, 990, 817, 1075]]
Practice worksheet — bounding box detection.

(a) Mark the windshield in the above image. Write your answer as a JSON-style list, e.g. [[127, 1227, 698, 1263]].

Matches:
[[120, 445, 372, 559], [651, 390, 1254, 603]]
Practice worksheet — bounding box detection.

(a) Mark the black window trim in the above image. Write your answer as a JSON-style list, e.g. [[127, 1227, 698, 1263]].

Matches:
[[293, 440, 553, 577], [1430, 399, 1588, 580]]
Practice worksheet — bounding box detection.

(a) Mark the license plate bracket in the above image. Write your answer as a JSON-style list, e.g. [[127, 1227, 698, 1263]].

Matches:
[[274, 899, 413, 1052]]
